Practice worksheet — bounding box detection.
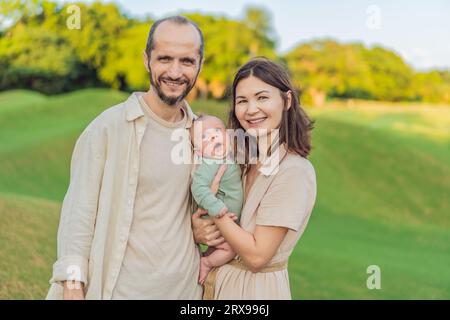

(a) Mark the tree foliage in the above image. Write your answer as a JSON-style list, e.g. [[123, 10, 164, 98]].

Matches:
[[0, 0, 449, 104]]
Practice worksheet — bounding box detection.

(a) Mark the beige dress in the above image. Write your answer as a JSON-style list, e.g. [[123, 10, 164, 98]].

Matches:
[[213, 145, 317, 299]]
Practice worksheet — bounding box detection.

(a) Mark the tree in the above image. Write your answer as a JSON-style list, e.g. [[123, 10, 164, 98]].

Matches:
[[100, 22, 152, 90], [187, 8, 277, 99], [0, 1, 449, 104], [285, 39, 418, 105], [0, 22, 79, 93], [413, 71, 450, 103]]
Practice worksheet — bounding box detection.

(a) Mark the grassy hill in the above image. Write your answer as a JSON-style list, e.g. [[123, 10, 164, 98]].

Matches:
[[0, 193, 59, 299], [0, 89, 449, 299]]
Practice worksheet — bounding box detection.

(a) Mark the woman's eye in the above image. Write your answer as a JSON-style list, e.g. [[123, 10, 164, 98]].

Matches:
[[258, 96, 268, 101], [236, 100, 246, 104]]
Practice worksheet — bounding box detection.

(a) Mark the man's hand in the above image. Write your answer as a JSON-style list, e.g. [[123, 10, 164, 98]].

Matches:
[[192, 208, 225, 246], [63, 281, 85, 300]]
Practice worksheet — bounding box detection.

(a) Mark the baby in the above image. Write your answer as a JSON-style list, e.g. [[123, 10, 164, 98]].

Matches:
[[190, 115, 244, 284]]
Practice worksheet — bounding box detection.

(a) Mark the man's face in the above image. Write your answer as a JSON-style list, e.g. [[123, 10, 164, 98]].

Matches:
[[145, 21, 202, 106]]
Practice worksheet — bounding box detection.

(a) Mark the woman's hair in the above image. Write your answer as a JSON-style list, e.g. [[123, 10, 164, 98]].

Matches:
[[228, 57, 314, 170]]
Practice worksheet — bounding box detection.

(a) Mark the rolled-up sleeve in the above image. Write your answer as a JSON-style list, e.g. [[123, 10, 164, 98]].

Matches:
[[256, 163, 316, 232], [50, 120, 107, 286]]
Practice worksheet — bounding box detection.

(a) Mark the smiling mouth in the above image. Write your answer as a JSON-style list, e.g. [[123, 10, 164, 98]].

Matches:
[[247, 117, 267, 125], [162, 79, 186, 88]]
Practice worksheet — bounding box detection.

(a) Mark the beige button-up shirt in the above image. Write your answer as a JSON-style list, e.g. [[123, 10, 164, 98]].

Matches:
[[46, 92, 198, 299]]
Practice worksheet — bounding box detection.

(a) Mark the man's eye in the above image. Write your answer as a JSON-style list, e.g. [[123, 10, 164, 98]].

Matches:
[[159, 57, 170, 62]]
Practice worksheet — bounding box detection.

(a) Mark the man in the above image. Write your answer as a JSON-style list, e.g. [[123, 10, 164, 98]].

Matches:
[[47, 15, 223, 300]]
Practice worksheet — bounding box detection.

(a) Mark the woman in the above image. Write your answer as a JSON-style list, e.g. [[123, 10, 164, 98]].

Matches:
[[202, 57, 317, 299]]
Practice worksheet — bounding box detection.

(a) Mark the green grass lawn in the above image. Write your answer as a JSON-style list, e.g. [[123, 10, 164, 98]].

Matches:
[[0, 89, 449, 299]]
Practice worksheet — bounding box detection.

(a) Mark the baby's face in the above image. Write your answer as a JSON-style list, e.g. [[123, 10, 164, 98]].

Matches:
[[192, 117, 228, 158]]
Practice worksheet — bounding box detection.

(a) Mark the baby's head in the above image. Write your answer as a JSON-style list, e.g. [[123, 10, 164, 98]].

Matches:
[[191, 115, 228, 159]]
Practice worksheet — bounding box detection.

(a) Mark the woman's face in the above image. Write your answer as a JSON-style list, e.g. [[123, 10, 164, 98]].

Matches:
[[234, 75, 290, 137]]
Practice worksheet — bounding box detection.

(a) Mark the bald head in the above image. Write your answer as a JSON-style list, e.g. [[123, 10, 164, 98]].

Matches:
[[144, 16, 204, 107], [146, 16, 204, 61]]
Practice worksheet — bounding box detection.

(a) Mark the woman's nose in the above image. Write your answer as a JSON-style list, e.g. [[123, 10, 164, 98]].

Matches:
[[246, 100, 259, 115]]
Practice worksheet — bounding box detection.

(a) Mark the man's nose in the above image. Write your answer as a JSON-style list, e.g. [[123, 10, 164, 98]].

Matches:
[[167, 61, 182, 79]]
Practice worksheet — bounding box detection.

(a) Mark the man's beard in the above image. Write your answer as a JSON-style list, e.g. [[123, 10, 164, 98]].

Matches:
[[149, 67, 199, 106]]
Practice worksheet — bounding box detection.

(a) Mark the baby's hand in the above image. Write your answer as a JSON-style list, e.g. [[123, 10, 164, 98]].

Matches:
[[215, 207, 229, 219], [226, 212, 238, 222]]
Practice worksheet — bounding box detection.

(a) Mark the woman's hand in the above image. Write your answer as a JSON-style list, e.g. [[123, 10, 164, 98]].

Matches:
[[214, 209, 238, 221], [226, 212, 238, 221], [191, 208, 225, 246]]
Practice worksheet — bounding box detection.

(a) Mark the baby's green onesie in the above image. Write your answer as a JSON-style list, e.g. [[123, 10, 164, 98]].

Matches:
[[191, 157, 244, 218]]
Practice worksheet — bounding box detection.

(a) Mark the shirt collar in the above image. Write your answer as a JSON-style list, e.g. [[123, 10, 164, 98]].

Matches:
[[258, 143, 288, 177], [125, 92, 197, 128]]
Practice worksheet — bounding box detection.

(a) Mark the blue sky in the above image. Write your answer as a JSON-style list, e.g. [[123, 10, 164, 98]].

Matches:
[[64, 0, 450, 70]]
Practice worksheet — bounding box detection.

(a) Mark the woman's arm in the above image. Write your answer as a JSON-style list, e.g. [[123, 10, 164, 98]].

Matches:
[[216, 163, 315, 273], [213, 215, 288, 273]]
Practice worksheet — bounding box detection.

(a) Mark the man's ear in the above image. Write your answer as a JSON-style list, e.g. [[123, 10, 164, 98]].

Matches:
[[198, 57, 204, 73], [286, 90, 293, 110], [143, 50, 150, 72]]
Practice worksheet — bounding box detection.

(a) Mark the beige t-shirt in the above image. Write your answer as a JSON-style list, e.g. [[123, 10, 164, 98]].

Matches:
[[112, 96, 202, 299]]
